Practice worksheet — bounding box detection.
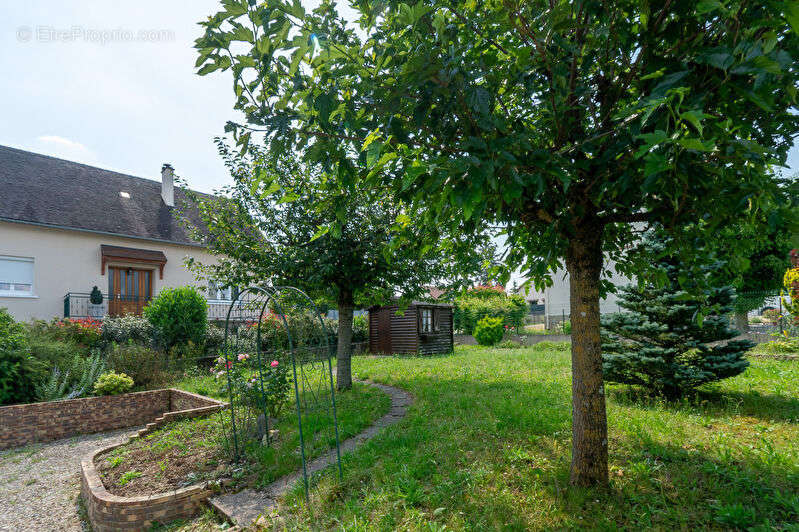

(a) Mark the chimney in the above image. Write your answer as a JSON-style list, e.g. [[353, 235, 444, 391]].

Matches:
[[161, 163, 174, 207]]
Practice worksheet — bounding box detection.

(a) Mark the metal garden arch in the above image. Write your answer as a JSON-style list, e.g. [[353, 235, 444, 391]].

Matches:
[[220, 285, 342, 501]]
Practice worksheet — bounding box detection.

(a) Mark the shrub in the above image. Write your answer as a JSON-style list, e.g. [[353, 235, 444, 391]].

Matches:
[[761, 309, 780, 323], [204, 323, 226, 355], [53, 318, 102, 348], [211, 354, 291, 418], [26, 334, 83, 370], [474, 316, 504, 346], [561, 320, 572, 334], [94, 371, 134, 396], [100, 315, 155, 348], [143, 286, 207, 349], [496, 339, 521, 349], [106, 343, 168, 389], [0, 308, 47, 405], [532, 340, 571, 351], [352, 314, 369, 343], [89, 286, 103, 305]]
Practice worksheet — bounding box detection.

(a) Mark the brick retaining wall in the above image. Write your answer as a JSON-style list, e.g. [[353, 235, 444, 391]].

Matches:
[[82, 451, 213, 532], [80, 389, 226, 531], [0, 389, 223, 450]]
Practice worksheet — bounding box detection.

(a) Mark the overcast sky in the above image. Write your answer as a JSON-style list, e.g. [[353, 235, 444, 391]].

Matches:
[[1, 2, 796, 291], [2, 2, 797, 195]]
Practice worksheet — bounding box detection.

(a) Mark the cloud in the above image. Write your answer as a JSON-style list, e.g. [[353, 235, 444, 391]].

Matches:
[[37, 135, 89, 151], [35, 135, 99, 165]]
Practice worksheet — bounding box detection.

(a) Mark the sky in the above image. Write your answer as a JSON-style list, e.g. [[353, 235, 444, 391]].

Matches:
[[1, 2, 797, 287]]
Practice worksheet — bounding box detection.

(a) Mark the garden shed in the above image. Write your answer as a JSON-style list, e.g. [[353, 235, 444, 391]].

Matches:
[[368, 301, 454, 355]]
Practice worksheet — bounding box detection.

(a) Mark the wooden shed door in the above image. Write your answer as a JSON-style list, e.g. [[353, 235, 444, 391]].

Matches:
[[377, 308, 392, 353]]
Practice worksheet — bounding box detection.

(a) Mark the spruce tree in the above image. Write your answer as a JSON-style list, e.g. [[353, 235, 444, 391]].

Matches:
[[601, 235, 753, 399]]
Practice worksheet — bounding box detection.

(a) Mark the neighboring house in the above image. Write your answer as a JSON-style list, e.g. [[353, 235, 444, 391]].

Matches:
[[0, 145, 226, 322], [514, 264, 632, 326]]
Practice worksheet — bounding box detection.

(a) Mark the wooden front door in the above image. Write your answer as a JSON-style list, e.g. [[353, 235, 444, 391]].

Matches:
[[108, 267, 153, 316]]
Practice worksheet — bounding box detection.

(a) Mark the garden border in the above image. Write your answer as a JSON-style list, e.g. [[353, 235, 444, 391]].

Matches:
[[79, 389, 226, 532], [0, 388, 224, 450]]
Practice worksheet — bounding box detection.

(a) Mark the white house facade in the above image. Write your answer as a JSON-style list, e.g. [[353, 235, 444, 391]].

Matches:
[[0, 145, 224, 321]]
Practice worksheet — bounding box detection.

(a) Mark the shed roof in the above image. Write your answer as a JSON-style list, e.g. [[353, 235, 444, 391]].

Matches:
[[368, 300, 454, 311]]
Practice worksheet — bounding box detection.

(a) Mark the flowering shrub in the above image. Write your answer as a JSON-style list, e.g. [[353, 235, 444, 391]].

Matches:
[[55, 318, 102, 347], [211, 353, 292, 419]]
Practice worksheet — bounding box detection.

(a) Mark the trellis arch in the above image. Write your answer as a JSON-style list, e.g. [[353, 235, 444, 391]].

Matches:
[[219, 285, 342, 500]]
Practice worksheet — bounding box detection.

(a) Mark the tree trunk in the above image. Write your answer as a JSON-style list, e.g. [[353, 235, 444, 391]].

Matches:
[[734, 312, 749, 333], [565, 220, 609, 487], [336, 289, 354, 391]]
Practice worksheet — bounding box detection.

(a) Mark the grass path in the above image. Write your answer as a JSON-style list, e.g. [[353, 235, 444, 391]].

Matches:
[[274, 344, 798, 530]]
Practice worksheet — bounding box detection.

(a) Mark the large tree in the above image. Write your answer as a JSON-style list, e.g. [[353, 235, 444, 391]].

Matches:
[[182, 143, 480, 389], [195, 1, 799, 485]]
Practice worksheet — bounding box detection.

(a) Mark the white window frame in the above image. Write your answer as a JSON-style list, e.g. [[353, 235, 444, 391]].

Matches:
[[0, 256, 36, 298], [420, 307, 433, 333]]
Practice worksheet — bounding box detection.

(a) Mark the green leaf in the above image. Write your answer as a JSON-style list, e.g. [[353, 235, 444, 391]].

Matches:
[[678, 138, 712, 151], [289, 41, 308, 76], [679, 111, 705, 135], [277, 193, 299, 203], [366, 141, 383, 168], [786, 3, 799, 36], [466, 87, 490, 116], [696, 0, 722, 14], [309, 225, 330, 242]]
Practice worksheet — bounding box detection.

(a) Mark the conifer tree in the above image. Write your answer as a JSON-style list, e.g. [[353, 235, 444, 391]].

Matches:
[[602, 233, 753, 399]]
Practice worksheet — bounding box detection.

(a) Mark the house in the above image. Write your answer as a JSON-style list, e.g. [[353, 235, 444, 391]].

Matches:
[[513, 264, 632, 327], [368, 301, 453, 355], [0, 145, 226, 322]]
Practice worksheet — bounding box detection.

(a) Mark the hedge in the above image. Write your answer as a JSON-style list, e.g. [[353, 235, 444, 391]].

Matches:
[[454, 293, 527, 334]]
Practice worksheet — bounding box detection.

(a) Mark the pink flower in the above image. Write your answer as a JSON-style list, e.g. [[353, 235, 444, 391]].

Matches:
[[271, 360, 279, 368], [209, 367, 215, 373], [237, 353, 249, 361], [226, 361, 233, 369]]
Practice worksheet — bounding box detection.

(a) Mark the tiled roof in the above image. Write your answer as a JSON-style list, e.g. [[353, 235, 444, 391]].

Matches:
[[0, 145, 207, 246]]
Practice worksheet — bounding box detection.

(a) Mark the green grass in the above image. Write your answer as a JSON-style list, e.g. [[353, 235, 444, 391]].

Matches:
[[274, 344, 798, 530]]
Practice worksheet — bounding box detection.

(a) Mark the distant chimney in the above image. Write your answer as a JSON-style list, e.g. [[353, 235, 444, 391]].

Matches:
[[161, 163, 174, 207]]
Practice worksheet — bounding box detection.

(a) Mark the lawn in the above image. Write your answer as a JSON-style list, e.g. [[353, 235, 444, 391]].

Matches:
[[266, 343, 798, 530]]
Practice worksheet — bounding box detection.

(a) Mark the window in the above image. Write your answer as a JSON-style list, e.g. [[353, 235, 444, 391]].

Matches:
[[420, 308, 433, 333], [208, 281, 238, 301], [0, 256, 34, 297]]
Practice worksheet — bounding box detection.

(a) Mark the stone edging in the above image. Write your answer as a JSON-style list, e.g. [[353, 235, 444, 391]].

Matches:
[[80, 390, 226, 532], [209, 380, 413, 528]]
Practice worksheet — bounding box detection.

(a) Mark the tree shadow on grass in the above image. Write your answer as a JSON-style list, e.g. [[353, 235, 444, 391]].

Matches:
[[609, 436, 799, 530], [607, 385, 799, 424]]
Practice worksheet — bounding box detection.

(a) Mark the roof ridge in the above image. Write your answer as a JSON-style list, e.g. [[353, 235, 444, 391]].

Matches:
[[0, 144, 168, 187]]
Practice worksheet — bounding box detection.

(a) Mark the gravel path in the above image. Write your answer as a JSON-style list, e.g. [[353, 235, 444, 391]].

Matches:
[[0, 428, 140, 532]]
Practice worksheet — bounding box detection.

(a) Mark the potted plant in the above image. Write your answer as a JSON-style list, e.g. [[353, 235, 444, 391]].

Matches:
[[88, 286, 104, 318]]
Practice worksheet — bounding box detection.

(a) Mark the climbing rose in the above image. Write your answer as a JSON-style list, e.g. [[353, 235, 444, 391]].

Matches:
[[271, 360, 279, 367], [237, 353, 249, 361]]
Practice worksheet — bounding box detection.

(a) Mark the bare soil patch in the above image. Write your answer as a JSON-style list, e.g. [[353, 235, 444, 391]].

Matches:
[[96, 417, 227, 497]]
